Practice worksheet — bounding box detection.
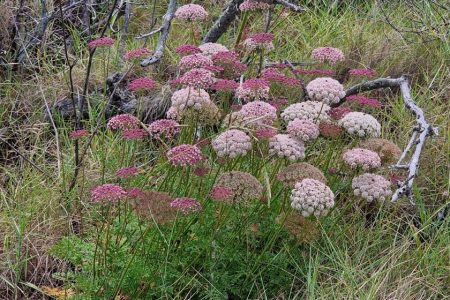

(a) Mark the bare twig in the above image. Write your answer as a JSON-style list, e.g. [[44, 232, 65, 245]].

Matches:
[[335, 75, 437, 204], [273, 0, 305, 12], [119, 0, 132, 65], [141, 0, 177, 67], [135, 27, 162, 39]]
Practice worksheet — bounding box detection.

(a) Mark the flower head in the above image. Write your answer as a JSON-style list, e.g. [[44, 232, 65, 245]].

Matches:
[[124, 48, 151, 60], [175, 44, 202, 55], [175, 4, 208, 21], [342, 148, 381, 171], [167, 144, 203, 166], [243, 33, 274, 51], [306, 77, 345, 105], [179, 68, 215, 89], [352, 173, 392, 202], [240, 100, 277, 127], [212, 129, 252, 158], [346, 95, 381, 108], [281, 101, 331, 123], [277, 163, 326, 188], [170, 197, 202, 214], [319, 122, 343, 139], [287, 119, 320, 142], [70, 129, 89, 139], [290, 179, 335, 217], [122, 128, 147, 140], [211, 79, 239, 91], [328, 107, 352, 120], [179, 54, 213, 71], [359, 138, 402, 164], [212, 51, 247, 78], [269, 134, 305, 161], [107, 114, 140, 130], [236, 78, 270, 100], [338, 112, 381, 138], [132, 190, 176, 224], [311, 47, 345, 65], [239, 0, 272, 11], [199, 43, 228, 57], [214, 171, 263, 203], [116, 166, 139, 179], [126, 187, 145, 199], [148, 119, 180, 139], [128, 77, 156, 92], [261, 68, 300, 86], [91, 184, 126, 203], [254, 127, 277, 139], [88, 37, 115, 49], [348, 68, 376, 78], [210, 186, 234, 201]]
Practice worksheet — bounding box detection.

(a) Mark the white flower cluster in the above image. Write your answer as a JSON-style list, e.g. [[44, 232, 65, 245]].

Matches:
[[306, 77, 346, 105], [281, 101, 331, 123], [342, 148, 381, 171], [269, 134, 305, 161], [290, 178, 335, 217], [352, 173, 392, 202], [170, 87, 211, 111], [212, 129, 252, 158], [338, 112, 381, 138], [199, 42, 228, 57], [287, 119, 320, 142]]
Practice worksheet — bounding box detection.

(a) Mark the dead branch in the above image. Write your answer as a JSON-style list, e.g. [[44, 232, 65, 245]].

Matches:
[[335, 75, 437, 204], [273, 0, 305, 12], [141, 0, 177, 67]]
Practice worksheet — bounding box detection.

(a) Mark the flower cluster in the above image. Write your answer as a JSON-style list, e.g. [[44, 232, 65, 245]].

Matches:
[[281, 101, 331, 123], [243, 33, 274, 51], [132, 190, 176, 224], [214, 171, 263, 203], [236, 78, 270, 100], [170, 87, 211, 112], [199, 43, 228, 57], [211, 79, 238, 91], [148, 119, 180, 139], [70, 129, 89, 139], [170, 197, 202, 214], [277, 163, 326, 187], [287, 119, 320, 142], [328, 107, 352, 120], [319, 122, 343, 139], [175, 44, 202, 55], [107, 114, 140, 130], [88, 37, 115, 49], [239, 0, 272, 11], [124, 48, 151, 60], [212, 51, 247, 78], [128, 77, 156, 92], [290, 179, 335, 217], [359, 138, 402, 164], [348, 68, 376, 77], [179, 68, 215, 89], [116, 166, 139, 178], [254, 127, 278, 139], [209, 186, 234, 201], [352, 173, 392, 202], [179, 54, 213, 71], [306, 77, 345, 105], [240, 101, 277, 127], [338, 112, 381, 138], [342, 148, 381, 170], [122, 128, 147, 140], [261, 68, 300, 86], [294, 69, 334, 76], [91, 184, 126, 203], [167, 144, 203, 167], [212, 129, 252, 158], [269, 134, 305, 161], [311, 47, 345, 65], [175, 4, 208, 21], [346, 95, 381, 108]]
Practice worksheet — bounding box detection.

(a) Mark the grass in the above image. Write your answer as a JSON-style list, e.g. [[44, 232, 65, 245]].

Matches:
[[0, 0, 449, 299]]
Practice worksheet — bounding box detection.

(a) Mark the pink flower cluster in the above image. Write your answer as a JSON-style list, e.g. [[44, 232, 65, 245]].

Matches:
[[175, 4, 208, 21], [287, 119, 320, 142], [290, 179, 335, 217], [240, 101, 277, 126], [128, 77, 156, 92], [261, 68, 300, 86], [281, 101, 331, 123], [210, 186, 234, 201], [179, 68, 215, 89], [269, 134, 305, 161], [212, 129, 253, 158], [268, 98, 289, 111], [126, 187, 145, 199], [306, 77, 345, 105], [212, 51, 247, 78], [179, 54, 213, 71], [175, 44, 202, 55], [254, 127, 277, 139], [346, 95, 381, 108], [88, 37, 115, 49], [122, 128, 147, 140], [124, 48, 151, 60], [328, 107, 352, 120], [167, 144, 203, 166], [352, 173, 392, 202], [311, 47, 345, 65], [342, 148, 381, 171], [70, 129, 89, 139], [243, 33, 274, 51], [199, 43, 228, 57], [91, 183, 126, 203], [148, 119, 180, 139], [107, 114, 140, 130], [170, 87, 211, 112], [294, 69, 334, 76], [212, 79, 238, 91], [236, 78, 270, 100], [116, 166, 139, 178], [348, 68, 376, 78], [170, 197, 202, 214], [239, 0, 271, 11]]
